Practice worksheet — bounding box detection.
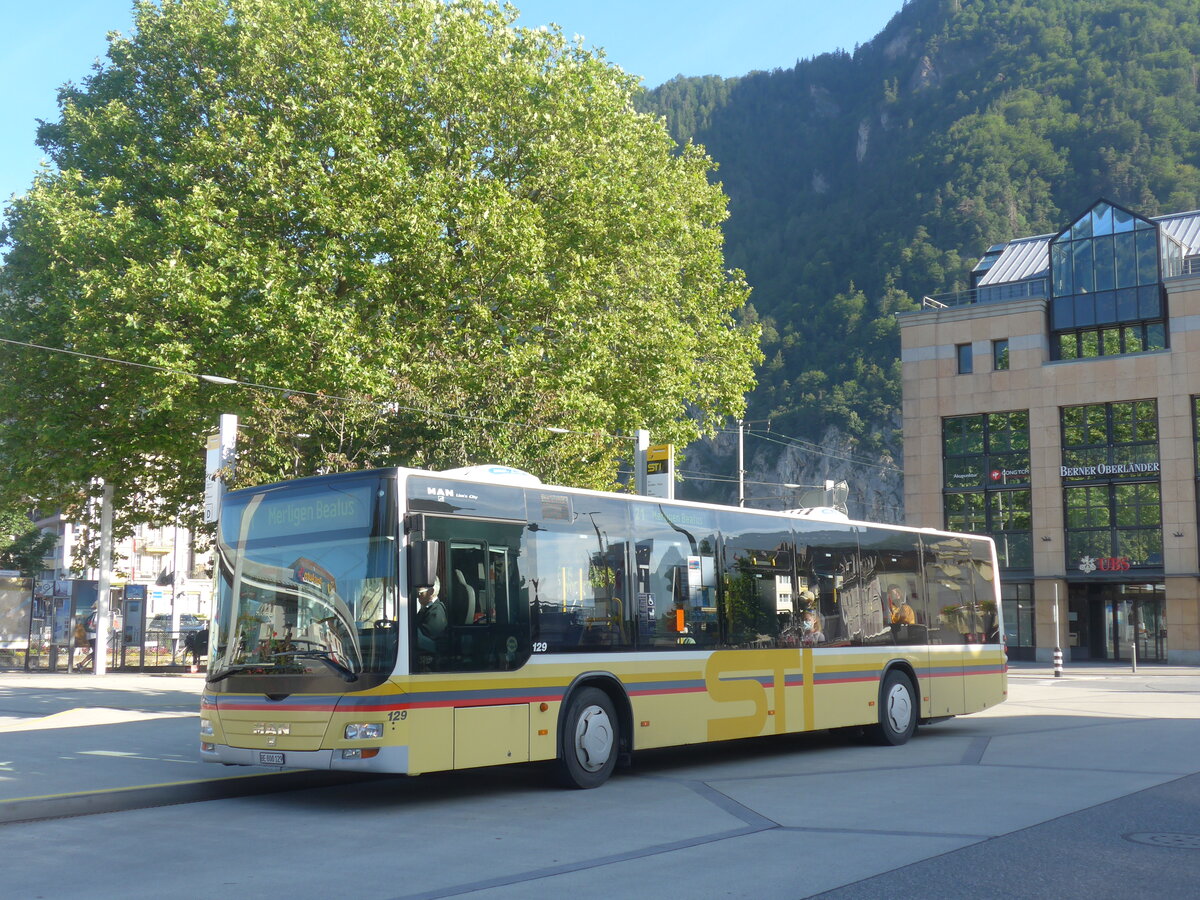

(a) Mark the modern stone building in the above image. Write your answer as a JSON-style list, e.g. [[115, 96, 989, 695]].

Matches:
[[900, 199, 1200, 664]]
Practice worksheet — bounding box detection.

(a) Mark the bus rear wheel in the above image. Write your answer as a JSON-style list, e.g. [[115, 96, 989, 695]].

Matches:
[[556, 687, 618, 789], [869, 670, 917, 746]]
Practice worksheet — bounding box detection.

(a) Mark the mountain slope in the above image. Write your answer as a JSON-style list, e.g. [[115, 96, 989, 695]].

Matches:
[[642, 0, 1200, 512]]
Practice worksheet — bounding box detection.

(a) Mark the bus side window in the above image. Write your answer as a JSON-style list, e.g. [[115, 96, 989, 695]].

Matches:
[[717, 510, 793, 649], [924, 536, 985, 644], [419, 520, 532, 672], [794, 521, 860, 647], [447, 543, 485, 625], [856, 529, 925, 646], [526, 496, 633, 652]]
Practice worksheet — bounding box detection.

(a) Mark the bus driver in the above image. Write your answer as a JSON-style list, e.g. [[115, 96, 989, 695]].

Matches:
[[415, 577, 447, 651]]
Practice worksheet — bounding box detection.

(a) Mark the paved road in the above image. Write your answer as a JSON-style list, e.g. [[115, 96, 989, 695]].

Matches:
[[1, 664, 1198, 899]]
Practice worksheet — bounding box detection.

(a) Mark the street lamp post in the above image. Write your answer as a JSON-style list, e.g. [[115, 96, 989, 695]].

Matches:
[[94, 482, 114, 676]]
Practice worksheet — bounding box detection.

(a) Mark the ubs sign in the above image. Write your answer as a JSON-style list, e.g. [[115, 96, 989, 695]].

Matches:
[[1078, 555, 1131, 573]]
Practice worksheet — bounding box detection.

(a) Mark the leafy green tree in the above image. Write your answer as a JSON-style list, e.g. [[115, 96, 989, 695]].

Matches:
[[0, 508, 56, 577], [0, 0, 760, 533]]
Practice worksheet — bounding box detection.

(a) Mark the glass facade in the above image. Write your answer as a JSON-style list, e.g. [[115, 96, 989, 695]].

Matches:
[[1049, 200, 1172, 360], [1194, 396, 1200, 476], [1068, 582, 1166, 663], [1192, 397, 1200, 571], [942, 411, 1032, 569], [1001, 581, 1034, 660], [1061, 400, 1162, 569]]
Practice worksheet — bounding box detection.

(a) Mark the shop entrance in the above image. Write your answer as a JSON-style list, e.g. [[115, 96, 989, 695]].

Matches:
[[1067, 582, 1165, 662]]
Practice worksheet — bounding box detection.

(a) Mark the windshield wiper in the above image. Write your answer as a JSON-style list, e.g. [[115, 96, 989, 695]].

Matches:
[[271, 650, 359, 682], [206, 662, 274, 684]]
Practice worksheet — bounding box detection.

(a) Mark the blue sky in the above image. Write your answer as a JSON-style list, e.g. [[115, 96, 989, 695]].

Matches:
[[1, 0, 903, 207]]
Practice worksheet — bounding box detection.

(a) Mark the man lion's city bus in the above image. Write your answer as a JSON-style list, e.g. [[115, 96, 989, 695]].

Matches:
[[200, 465, 1006, 788]]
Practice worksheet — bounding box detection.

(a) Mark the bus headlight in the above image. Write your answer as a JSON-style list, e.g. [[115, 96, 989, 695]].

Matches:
[[200, 718, 214, 736], [344, 723, 384, 740]]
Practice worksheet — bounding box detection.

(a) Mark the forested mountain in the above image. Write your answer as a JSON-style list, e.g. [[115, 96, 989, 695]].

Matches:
[[641, 0, 1200, 514]]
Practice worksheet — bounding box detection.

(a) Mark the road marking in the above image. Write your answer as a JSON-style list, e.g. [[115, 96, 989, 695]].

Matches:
[[78, 751, 200, 764]]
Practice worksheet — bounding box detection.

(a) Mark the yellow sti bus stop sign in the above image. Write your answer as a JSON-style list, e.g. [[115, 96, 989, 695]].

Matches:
[[645, 444, 674, 499]]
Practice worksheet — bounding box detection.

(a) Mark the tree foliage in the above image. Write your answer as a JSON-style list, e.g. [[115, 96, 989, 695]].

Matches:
[[0, 0, 759, 533], [0, 508, 56, 577]]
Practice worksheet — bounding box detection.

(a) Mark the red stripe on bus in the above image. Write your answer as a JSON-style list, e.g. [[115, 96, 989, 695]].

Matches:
[[812, 675, 880, 685], [211, 666, 1005, 714], [627, 685, 710, 697]]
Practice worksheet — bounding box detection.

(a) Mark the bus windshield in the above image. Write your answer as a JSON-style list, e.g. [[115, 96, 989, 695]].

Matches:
[[208, 473, 399, 688]]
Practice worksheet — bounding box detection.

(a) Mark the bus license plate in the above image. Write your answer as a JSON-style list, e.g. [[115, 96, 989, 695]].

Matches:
[[258, 751, 285, 766]]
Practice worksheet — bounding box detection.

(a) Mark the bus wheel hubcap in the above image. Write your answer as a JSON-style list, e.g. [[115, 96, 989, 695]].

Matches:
[[574, 705, 613, 772], [886, 684, 912, 733]]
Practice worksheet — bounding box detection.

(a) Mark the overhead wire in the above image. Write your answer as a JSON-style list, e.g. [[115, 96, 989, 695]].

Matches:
[[0, 335, 615, 441], [1, 335, 905, 500], [718, 424, 903, 474]]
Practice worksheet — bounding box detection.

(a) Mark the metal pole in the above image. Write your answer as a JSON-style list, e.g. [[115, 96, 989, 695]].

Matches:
[[170, 523, 180, 665], [1130, 601, 1138, 674], [1052, 583, 1063, 678], [94, 482, 114, 676], [737, 420, 745, 508], [634, 429, 649, 496], [24, 578, 36, 672]]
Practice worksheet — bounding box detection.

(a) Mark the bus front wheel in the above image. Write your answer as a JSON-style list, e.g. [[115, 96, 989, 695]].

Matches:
[[869, 670, 917, 746], [556, 687, 618, 789]]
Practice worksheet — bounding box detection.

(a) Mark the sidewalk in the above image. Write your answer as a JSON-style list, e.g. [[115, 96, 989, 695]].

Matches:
[[1005, 658, 1200, 677], [0, 670, 360, 823]]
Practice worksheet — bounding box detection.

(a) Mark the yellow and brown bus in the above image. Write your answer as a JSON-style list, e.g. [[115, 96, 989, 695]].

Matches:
[[200, 465, 1006, 788]]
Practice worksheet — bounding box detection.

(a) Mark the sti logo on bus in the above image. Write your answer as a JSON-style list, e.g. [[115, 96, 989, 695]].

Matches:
[[705, 649, 804, 741]]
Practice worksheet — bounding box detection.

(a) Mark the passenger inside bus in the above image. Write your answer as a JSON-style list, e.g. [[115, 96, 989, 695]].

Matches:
[[800, 609, 825, 645], [887, 587, 916, 625]]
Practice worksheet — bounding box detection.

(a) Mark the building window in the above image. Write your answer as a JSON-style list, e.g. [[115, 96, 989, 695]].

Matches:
[[1064, 483, 1162, 564], [1061, 399, 1159, 473], [1061, 400, 1162, 568], [945, 491, 986, 532], [992, 339, 1010, 371], [942, 411, 1032, 569], [956, 343, 973, 374], [1049, 200, 1172, 360], [1001, 582, 1034, 652], [1057, 322, 1165, 360], [1190, 398, 1200, 569], [1191, 397, 1200, 477]]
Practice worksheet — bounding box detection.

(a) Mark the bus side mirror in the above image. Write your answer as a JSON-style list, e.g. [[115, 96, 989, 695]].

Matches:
[[408, 540, 439, 589]]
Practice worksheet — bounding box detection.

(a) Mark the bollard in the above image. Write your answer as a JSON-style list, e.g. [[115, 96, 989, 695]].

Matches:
[[1053, 647, 1063, 678]]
